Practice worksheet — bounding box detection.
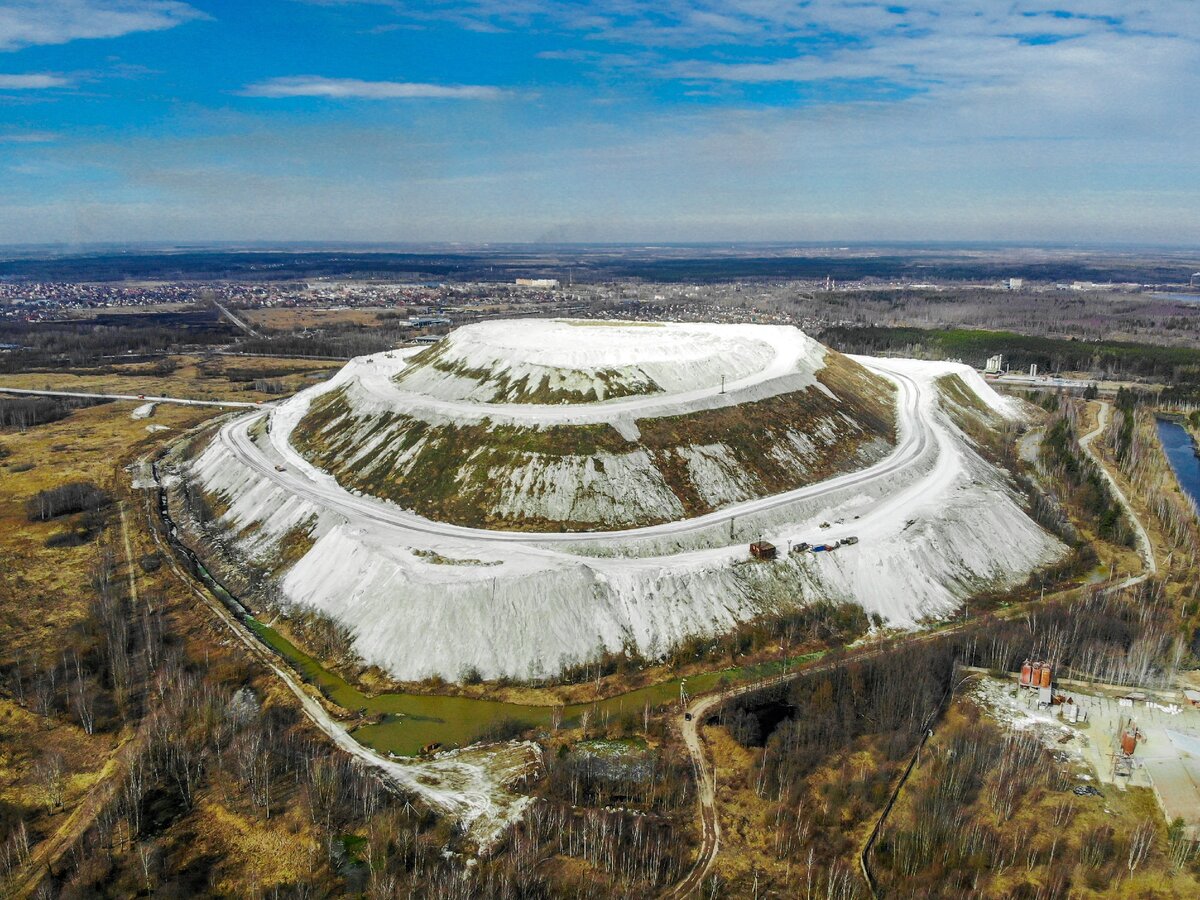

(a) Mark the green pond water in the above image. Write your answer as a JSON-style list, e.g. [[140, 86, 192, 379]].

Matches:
[[246, 617, 819, 756], [168, 470, 828, 761], [187, 554, 818, 757]]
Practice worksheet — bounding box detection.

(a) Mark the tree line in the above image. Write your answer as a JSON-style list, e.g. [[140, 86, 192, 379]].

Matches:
[[0, 396, 112, 430], [709, 577, 1187, 897], [822, 324, 1200, 382]]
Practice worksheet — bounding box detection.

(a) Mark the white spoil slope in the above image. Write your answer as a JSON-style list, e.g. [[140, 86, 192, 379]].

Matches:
[[393, 319, 802, 402], [271, 320, 895, 531], [187, 323, 1064, 681], [280, 319, 829, 434]]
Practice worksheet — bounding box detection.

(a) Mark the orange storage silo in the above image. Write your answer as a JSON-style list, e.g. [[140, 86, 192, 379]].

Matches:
[[1040, 665, 1052, 689], [1020, 661, 1033, 687], [1121, 729, 1137, 756]]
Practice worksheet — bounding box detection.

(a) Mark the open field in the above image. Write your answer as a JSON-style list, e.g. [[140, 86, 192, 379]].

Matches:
[[0, 354, 341, 405], [241, 307, 408, 330], [872, 685, 1200, 898]]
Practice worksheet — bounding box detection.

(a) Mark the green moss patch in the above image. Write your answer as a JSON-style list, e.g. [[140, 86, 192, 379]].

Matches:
[[292, 350, 899, 531]]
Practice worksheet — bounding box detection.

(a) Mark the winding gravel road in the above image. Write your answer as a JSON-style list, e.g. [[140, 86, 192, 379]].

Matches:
[[214, 359, 925, 549], [0, 386, 260, 409], [664, 397, 1159, 899]]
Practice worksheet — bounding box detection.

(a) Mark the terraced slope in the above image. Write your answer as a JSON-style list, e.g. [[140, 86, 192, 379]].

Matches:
[[290, 326, 896, 530], [391, 319, 776, 403], [185, 346, 1065, 681]]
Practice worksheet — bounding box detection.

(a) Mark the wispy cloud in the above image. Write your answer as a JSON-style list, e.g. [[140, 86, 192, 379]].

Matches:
[[0, 73, 73, 89], [0, 0, 205, 52], [376, 0, 1200, 47], [322, 1, 1200, 114], [5, 0, 1199, 244], [0, 130, 58, 142], [241, 76, 508, 100]]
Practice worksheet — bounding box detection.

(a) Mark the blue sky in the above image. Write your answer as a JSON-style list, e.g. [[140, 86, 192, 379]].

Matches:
[[0, 0, 1197, 245]]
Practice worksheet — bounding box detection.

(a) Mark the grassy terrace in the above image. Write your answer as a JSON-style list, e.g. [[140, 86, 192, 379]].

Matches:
[[397, 338, 662, 404], [823, 324, 1200, 381], [292, 349, 897, 530]]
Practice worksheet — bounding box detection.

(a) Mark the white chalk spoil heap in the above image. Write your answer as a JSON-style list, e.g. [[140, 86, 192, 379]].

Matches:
[[272, 319, 898, 531], [189, 320, 1064, 680], [391, 319, 789, 402]]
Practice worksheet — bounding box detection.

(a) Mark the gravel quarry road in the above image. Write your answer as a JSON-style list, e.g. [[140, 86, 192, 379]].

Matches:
[[216, 358, 925, 549], [663, 397, 1159, 900], [0, 386, 260, 409], [1079, 400, 1157, 577]]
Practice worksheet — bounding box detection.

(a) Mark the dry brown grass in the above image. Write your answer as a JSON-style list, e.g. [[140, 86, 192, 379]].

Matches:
[[182, 795, 325, 895], [0, 402, 219, 660], [877, 698, 1200, 898], [702, 723, 888, 896], [0, 353, 339, 403], [242, 307, 395, 329], [0, 401, 227, 889], [0, 698, 117, 838]]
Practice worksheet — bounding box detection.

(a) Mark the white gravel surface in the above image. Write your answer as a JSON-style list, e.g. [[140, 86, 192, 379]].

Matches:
[[187, 323, 1063, 680]]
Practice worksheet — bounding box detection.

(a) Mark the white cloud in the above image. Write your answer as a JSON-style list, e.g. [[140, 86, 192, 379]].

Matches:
[[0, 130, 59, 141], [241, 76, 508, 100], [4, 0, 1197, 244], [0, 73, 72, 89], [364, 1, 1200, 47], [0, 0, 205, 51]]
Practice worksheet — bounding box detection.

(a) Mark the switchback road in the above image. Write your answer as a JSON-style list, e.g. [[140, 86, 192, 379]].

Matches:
[[663, 398, 1158, 898], [215, 360, 926, 547], [0, 386, 260, 409]]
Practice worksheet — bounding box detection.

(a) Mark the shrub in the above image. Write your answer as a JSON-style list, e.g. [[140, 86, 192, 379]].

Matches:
[[25, 481, 111, 522], [45, 529, 91, 548], [473, 717, 532, 744]]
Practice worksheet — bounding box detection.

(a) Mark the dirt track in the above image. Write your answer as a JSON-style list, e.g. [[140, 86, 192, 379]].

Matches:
[[662, 398, 1158, 898]]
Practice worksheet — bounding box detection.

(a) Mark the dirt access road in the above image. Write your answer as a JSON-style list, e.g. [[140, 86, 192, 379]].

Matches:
[[0, 386, 259, 409], [663, 398, 1157, 898]]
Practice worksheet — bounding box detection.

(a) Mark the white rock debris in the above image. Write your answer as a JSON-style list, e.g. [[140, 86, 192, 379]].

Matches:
[[188, 322, 1064, 681]]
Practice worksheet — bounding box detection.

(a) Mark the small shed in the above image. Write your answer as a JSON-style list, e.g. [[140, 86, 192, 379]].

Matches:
[[750, 541, 777, 560]]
